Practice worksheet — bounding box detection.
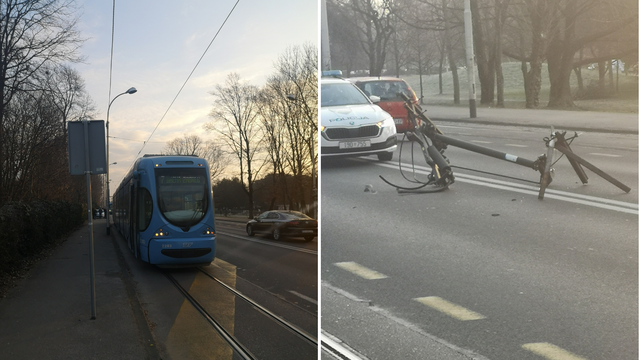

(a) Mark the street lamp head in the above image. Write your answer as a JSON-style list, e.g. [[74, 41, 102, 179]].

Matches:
[[126, 87, 137, 95]]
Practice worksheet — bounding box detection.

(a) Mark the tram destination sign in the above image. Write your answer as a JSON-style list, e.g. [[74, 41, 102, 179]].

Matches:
[[159, 176, 203, 185]]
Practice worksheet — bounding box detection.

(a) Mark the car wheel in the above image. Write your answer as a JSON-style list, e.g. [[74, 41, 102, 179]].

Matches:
[[377, 151, 393, 161], [272, 227, 281, 240], [303, 235, 314, 242], [246, 224, 255, 236]]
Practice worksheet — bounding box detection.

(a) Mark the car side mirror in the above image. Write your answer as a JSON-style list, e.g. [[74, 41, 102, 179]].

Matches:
[[369, 95, 380, 103]]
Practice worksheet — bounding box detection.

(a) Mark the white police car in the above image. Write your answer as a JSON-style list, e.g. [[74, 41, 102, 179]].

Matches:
[[321, 71, 397, 161]]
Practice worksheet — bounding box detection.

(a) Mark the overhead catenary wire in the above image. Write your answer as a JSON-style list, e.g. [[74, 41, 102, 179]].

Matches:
[[132, 0, 240, 160], [108, 136, 164, 144]]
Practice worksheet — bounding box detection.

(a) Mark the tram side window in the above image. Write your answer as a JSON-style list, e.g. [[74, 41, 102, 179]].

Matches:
[[138, 187, 153, 231]]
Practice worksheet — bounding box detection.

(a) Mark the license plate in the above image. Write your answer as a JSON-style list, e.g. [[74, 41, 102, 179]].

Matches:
[[394, 118, 403, 125], [339, 140, 371, 149]]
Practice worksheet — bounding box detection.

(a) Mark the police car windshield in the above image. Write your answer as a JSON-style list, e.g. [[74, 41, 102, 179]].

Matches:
[[321, 83, 370, 107]]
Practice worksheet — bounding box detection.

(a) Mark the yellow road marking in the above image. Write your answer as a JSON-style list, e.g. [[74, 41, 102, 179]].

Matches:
[[522, 343, 588, 360], [414, 296, 486, 321], [505, 143, 528, 148], [588, 153, 621, 158], [334, 261, 388, 280], [165, 259, 237, 360]]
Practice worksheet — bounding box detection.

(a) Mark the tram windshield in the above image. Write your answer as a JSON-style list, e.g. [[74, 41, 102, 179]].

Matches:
[[155, 168, 209, 229]]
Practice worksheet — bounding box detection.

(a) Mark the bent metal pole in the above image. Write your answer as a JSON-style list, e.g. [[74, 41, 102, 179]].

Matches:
[[433, 132, 539, 170]]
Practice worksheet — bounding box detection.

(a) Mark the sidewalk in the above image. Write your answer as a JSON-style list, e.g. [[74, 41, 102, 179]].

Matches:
[[424, 104, 638, 134], [0, 218, 155, 360], [0, 215, 273, 360]]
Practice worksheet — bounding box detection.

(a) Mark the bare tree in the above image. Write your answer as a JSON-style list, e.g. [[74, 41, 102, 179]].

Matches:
[[335, 0, 395, 76], [441, 0, 460, 103], [164, 134, 204, 156], [502, 0, 636, 108], [164, 134, 228, 183], [326, 0, 367, 75], [545, 0, 637, 107], [2, 79, 87, 202], [41, 64, 96, 131], [205, 73, 265, 218], [0, 0, 83, 203], [256, 86, 289, 210], [263, 43, 318, 214], [200, 140, 228, 183]]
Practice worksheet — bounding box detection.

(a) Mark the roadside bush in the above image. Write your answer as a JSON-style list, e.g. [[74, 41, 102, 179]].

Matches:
[[0, 200, 84, 278]]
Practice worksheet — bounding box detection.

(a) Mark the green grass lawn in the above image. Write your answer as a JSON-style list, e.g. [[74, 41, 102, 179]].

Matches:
[[401, 62, 638, 113]]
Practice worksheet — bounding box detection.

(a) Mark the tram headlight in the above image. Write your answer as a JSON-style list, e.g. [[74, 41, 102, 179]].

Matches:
[[202, 227, 215, 236], [154, 228, 170, 237]]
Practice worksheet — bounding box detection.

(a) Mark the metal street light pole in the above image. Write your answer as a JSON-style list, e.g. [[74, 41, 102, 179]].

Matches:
[[463, 0, 477, 118], [106, 87, 136, 235]]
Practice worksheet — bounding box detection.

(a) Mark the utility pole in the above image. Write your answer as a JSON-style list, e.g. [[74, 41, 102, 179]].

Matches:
[[321, 0, 331, 71], [464, 0, 477, 118]]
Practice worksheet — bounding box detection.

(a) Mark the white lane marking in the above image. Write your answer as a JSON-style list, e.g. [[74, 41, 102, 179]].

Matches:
[[368, 160, 638, 215], [414, 296, 486, 321], [588, 153, 621, 158], [321, 330, 368, 360], [471, 140, 493, 144], [322, 282, 492, 360], [216, 231, 317, 255], [288, 290, 317, 305], [505, 143, 528, 147], [334, 261, 388, 280], [522, 342, 588, 360]]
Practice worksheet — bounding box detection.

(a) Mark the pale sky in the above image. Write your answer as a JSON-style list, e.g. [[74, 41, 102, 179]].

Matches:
[[75, 0, 318, 195]]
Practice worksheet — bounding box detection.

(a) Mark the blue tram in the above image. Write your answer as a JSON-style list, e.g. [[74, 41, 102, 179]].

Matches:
[[113, 155, 216, 266]]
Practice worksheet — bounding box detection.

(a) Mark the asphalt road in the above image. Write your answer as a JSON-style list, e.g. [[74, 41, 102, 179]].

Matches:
[[215, 220, 318, 332], [115, 219, 318, 359], [320, 124, 638, 360]]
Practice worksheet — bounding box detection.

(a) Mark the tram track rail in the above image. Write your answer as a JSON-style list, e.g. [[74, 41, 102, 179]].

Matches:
[[163, 267, 318, 359], [197, 267, 318, 347], [163, 270, 256, 360]]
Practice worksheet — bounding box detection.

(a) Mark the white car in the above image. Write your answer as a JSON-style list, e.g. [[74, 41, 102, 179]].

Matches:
[[321, 75, 397, 161]]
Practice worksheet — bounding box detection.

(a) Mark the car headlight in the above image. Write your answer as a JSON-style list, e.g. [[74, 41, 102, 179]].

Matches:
[[376, 116, 394, 129]]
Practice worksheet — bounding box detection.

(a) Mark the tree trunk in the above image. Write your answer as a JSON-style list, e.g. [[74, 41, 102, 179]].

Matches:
[[608, 60, 614, 92], [546, 1, 577, 108], [471, 0, 494, 105], [438, 49, 445, 95], [449, 55, 460, 104], [442, 0, 459, 104], [547, 38, 576, 108], [494, 0, 506, 107], [574, 67, 583, 92], [495, 58, 504, 107]]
